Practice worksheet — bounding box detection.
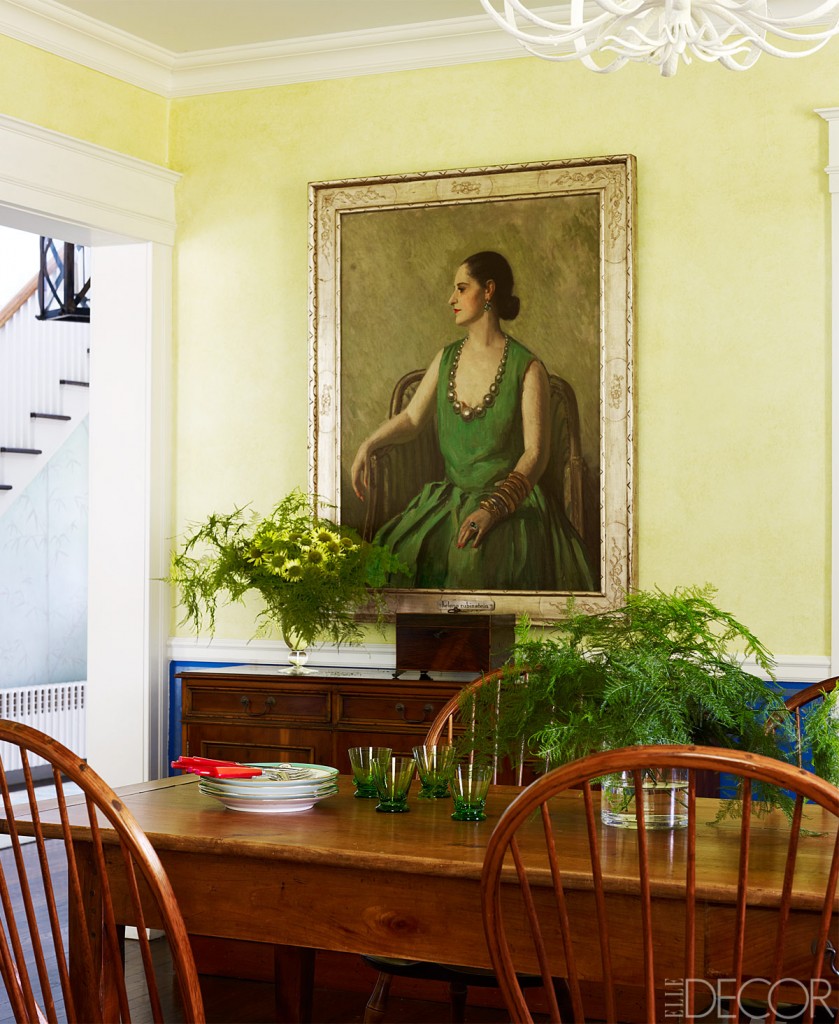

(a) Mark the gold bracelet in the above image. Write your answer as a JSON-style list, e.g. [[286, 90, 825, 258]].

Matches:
[[496, 477, 526, 505], [479, 494, 508, 522], [494, 485, 518, 515], [496, 478, 528, 507], [507, 470, 533, 498], [481, 471, 533, 523]]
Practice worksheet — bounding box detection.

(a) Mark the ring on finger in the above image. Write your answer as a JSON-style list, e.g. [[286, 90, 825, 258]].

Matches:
[[468, 521, 479, 532]]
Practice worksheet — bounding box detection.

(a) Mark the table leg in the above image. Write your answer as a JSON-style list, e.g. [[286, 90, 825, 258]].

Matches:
[[69, 844, 103, 1023], [273, 944, 315, 1023]]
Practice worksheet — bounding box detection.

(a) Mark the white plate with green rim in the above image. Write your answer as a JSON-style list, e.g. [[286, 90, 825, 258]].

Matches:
[[198, 778, 338, 800], [199, 784, 339, 814]]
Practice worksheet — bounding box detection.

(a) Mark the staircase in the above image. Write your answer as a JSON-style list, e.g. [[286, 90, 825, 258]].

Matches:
[[0, 275, 90, 515]]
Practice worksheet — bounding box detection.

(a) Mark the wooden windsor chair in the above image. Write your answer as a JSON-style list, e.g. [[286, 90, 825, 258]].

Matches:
[[425, 665, 546, 785], [785, 677, 838, 768], [362, 666, 543, 1023], [481, 744, 839, 1024], [0, 719, 204, 1023]]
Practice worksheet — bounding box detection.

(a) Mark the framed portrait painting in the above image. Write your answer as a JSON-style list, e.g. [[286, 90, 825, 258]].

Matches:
[[308, 156, 635, 622]]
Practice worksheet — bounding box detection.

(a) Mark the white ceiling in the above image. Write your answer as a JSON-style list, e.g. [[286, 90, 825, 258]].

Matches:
[[47, 0, 487, 54]]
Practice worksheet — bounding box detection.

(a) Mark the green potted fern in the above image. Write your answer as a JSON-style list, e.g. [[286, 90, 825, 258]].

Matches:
[[169, 489, 405, 673], [461, 585, 839, 821]]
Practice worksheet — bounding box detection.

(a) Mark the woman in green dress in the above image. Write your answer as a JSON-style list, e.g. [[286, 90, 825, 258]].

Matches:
[[351, 251, 594, 592]]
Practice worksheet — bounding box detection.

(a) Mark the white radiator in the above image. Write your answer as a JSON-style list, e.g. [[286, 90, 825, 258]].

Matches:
[[0, 682, 86, 771]]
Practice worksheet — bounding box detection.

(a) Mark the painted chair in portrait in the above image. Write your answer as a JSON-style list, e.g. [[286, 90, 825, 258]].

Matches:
[[362, 369, 599, 580]]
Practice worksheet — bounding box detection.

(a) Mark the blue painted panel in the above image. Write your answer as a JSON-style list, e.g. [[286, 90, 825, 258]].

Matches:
[[168, 660, 245, 773]]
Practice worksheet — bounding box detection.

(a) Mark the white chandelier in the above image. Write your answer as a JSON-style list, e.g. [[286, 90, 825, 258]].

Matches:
[[479, 0, 839, 75]]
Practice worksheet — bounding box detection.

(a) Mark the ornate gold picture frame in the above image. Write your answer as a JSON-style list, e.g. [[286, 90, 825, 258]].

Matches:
[[309, 156, 635, 621]]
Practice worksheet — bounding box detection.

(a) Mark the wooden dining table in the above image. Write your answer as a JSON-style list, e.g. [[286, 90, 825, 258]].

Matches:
[[16, 772, 839, 1022]]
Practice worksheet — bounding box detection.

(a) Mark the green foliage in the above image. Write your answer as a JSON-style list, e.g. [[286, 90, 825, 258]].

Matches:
[[168, 490, 406, 649], [462, 586, 838, 813]]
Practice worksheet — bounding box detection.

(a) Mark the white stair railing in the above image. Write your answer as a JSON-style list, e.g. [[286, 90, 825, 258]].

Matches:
[[0, 280, 90, 513]]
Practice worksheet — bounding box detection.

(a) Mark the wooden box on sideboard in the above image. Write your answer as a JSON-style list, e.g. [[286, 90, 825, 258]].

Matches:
[[395, 613, 515, 677]]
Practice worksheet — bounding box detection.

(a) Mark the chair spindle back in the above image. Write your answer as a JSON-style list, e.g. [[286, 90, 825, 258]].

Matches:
[[0, 719, 204, 1023], [481, 744, 839, 1024]]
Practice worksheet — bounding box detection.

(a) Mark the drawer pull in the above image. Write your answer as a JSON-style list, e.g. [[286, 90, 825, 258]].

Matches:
[[395, 702, 434, 725], [240, 695, 276, 717]]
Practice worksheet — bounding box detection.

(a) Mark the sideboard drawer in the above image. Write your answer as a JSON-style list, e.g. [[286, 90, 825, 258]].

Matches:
[[336, 690, 450, 730], [185, 684, 331, 724], [178, 669, 464, 780]]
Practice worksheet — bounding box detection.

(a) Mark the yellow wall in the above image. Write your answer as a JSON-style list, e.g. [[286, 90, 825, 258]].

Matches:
[[0, 36, 167, 164], [169, 51, 835, 655], [0, 30, 833, 657]]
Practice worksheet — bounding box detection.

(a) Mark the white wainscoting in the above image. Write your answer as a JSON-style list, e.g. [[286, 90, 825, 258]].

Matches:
[[168, 636, 398, 673], [168, 637, 831, 685]]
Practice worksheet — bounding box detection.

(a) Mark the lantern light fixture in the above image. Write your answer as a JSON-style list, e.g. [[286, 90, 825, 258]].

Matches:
[[37, 238, 90, 323], [479, 0, 839, 76]]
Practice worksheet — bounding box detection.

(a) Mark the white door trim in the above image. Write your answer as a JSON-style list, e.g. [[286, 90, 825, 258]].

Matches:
[[0, 113, 179, 786]]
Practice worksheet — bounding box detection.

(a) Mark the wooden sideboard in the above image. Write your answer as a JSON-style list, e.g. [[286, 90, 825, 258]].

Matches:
[[178, 665, 469, 773]]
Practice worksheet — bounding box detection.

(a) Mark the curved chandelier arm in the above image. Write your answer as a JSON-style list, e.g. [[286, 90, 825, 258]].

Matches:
[[479, 0, 839, 75]]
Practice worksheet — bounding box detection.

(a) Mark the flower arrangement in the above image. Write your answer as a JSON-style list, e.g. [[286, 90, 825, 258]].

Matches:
[[169, 490, 406, 653]]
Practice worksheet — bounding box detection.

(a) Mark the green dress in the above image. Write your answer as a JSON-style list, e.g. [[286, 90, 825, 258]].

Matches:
[[374, 337, 595, 592]]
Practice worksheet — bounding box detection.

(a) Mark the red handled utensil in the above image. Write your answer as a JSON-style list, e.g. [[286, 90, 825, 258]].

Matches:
[[171, 756, 263, 779]]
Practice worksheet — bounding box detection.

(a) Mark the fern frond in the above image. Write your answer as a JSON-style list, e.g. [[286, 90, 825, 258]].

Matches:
[[464, 585, 838, 816]]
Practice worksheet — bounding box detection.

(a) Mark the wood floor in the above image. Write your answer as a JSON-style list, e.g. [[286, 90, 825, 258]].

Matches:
[[0, 840, 510, 1023]]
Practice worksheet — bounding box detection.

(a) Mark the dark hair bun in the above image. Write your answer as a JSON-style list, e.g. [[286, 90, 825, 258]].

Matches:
[[463, 250, 520, 321], [496, 294, 520, 321]]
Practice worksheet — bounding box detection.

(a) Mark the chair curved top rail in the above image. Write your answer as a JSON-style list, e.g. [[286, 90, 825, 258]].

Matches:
[[492, 744, 839, 820], [424, 666, 537, 785], [783, 676, 838, 768], [423, 666, 509, 747], [784, 676, 838, 714]]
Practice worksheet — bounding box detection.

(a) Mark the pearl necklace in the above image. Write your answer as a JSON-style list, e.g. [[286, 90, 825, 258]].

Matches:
[[446, 335, 510, 422]]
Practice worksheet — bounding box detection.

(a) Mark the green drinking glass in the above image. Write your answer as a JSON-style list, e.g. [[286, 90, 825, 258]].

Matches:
[[451, 762, 493, 822], [412, 744, 456, 799], [348, 746, 392, 799], [371, 756, 415, 813]]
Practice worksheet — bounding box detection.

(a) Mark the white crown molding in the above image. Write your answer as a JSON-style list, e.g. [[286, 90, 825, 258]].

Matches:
[[0, 0, 529, 99], [168, 636, 831, 685], [0, 0, 174, 95], [166, 17, 525, 98], [2, 2, 835, 98], [166, 1, 839, 97]]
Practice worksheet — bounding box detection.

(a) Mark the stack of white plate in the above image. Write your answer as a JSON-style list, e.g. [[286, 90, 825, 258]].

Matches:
[[198, 762, 339, 813]]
